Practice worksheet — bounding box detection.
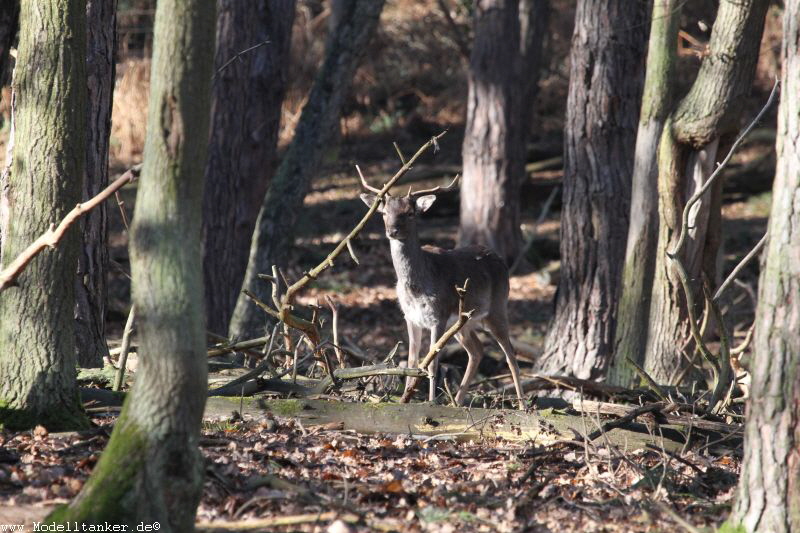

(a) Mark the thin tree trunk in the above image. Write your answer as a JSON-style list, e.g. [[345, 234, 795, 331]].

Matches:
[[730, 3, 800, 530], [228, 0, 385, 340], [534, 0, 647, 379], [643, 0, 769, 383], [607, 0, 679, 387], [458, 0, 548, 263], [48, 0, 215, 529], [74, 0, 117, 368], [203, 0, 296, 336], [0, 0, 89, 431]]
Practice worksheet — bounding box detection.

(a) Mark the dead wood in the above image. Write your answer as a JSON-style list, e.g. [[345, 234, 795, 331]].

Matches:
[[0, 166, 140, 292], [572, 399, 742, 436], [203, 397, 694, 452]]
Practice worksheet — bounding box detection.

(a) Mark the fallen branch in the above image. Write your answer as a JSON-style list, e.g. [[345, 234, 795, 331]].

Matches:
[[573, 399, 741, 435], [0, 166, 140, 292], [311, 362, 427, 395]]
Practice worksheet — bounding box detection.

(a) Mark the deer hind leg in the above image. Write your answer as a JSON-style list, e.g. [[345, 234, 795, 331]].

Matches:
[[454, 326, 484, 406], [404, 321, 423, 395], [485, 317, 526, 410]]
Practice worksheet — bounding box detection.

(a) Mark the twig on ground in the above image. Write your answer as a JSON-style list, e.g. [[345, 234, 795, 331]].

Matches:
[[0, 165, 140, 292]]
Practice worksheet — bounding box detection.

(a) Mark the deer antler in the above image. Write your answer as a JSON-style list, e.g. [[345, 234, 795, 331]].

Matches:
[[406, 174, 460, 197], [356, 164, 381, 193]]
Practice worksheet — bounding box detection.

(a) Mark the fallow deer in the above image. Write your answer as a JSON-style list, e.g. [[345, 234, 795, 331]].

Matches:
[[360, 177, 526, 409]]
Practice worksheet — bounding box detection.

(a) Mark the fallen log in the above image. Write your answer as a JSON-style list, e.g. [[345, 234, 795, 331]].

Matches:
[[572, 399, 743, 436], [204, 397, 698, 452]]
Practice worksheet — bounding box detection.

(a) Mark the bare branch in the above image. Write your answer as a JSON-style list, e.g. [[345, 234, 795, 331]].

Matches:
[[668, 79, 779, 259], [113, 304, 136, 392], [0, 165, 140, 292], [713, 232, 767, 302], [325, 296, 345, 369]]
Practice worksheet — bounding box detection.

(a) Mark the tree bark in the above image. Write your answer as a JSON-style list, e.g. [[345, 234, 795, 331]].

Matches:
[[0, 0, 89, 431], [458, 0, 548, 263], [203, 0, 296, 336], [534, 0, 647, 379], [607, 0, 680, 387], [228, 0, 385, 340], [643, 0, 769, 384], [74, 0, 117, 368], [730, 3, 800, 530], [48, 0, 215, 529]]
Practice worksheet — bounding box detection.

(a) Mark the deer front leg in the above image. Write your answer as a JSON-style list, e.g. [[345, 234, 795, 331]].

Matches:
[[405, 320, 422, 395], [427, 323, 444, 402]]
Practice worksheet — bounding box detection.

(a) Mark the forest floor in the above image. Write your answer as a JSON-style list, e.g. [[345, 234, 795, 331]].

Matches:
[[0, 127, 772, 532]]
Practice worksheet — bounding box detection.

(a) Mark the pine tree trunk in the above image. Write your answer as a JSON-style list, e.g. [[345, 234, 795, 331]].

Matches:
[[534, 0, 647, 379], [643, 0, 769, 383], [0, 0, 89, 431], [729, 3, 800, 530], [607, 0, 679, 387], [48, 0, 215, 529], [74, 0, 117, 368], [228, 0, 385, 340], [203, 0, 296, 336], [458, 0, 548, 263]]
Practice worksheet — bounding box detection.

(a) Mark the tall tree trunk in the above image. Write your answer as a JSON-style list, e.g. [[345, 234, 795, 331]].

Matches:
[[228, 0, 385, 340], [607, 0, 680, 387], [458, 0, 548, 263], [203, 0, 296, 336], [534, 0, 647, 379], [48, 0, 215, 529], [74, 0, 117, 368], [0, 0, 89, 431], [729, 3, 800, 531], [643, 0, 769, 383]]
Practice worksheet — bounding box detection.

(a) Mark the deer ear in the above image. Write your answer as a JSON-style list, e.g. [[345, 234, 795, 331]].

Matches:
[[415, 195, 436, 213], [360, 193, 383, 212]]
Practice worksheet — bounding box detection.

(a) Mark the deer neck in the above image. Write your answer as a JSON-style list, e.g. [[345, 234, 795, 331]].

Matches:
[[389, 234, 429, 286]]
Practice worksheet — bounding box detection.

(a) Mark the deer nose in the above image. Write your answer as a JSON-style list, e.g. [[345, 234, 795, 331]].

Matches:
[[387, 228, 400, 238]]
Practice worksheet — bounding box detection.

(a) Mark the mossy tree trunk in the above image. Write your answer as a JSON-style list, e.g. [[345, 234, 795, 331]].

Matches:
[[74, 0, 117, 368], [458, 0, 548, 263], [534, 0, 647, 379], [643, 0, 769, 383], [607, 0, 680, 387], [203, 0, 296, 336], [48, 0, 215, 529], [0, 0, 89, 431], [229, 0, 385, 340], [729, 3, 800, 530]]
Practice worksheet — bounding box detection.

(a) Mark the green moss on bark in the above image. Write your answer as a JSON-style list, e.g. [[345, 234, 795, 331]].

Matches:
[[46, 411, 147, 524]]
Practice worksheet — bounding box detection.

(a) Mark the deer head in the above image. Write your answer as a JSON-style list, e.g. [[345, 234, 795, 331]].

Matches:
[[358, 174, 459, 242]]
